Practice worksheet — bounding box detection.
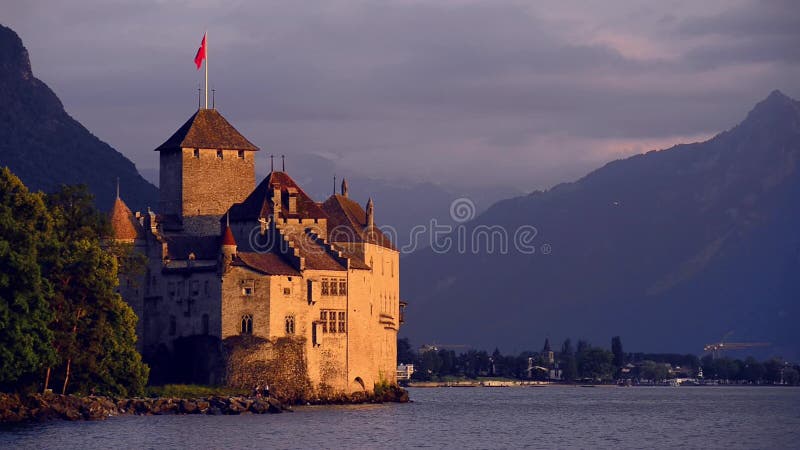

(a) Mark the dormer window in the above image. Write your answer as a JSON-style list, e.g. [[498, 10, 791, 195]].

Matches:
[[287, 187, 298, 213], [216, 150, 223, 159]]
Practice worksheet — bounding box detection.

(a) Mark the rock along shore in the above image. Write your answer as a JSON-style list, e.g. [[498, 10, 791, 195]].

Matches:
[[0, 386, 409, 423]]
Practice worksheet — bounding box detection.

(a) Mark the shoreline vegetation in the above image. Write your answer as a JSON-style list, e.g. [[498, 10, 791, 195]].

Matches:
[[0, 385, 410, 423]]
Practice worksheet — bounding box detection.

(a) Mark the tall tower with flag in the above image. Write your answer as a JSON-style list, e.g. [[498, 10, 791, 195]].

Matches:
[[156, 32, 259, 235]]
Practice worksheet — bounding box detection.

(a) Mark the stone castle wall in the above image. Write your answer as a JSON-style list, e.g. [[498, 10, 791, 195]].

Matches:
[[181, 148, 255, 218]]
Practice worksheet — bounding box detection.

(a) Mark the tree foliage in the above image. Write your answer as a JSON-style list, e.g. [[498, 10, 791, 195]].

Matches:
[[0, 168, 55, 391], [42, 184, 148, 396], [0, 169, 148, 395]]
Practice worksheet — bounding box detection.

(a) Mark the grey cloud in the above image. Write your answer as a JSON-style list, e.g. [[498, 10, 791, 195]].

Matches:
[[3, 0, 799, 190]]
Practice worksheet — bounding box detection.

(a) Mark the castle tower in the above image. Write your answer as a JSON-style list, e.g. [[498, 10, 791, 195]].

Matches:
[[156, 108, 259, 235], [220, 222, 237, 267]]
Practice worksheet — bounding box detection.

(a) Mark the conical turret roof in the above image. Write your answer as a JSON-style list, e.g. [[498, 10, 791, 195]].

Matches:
[[109, 197, 143, 240]]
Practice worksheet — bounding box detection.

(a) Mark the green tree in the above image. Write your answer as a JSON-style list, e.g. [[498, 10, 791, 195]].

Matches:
[[741, 357, 765, 384], [397, 338, 414, 364], [578, 347, 615, 381], [42, 185, 148, 396], [0, 168, 55, 391], [611, 336, 624, 368], [559, 339, 578, 382]]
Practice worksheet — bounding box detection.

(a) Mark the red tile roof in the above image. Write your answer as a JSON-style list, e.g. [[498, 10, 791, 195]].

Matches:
[[227, 171, 327, 222], [282, 228, 347, 271], [321, 194, 396, 250], [221, 225, 236, 246], [233, 252, 300, 276], [155, 109, 259, 152]]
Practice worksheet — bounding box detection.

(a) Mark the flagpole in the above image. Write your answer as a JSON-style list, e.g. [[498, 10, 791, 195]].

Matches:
[[204, 31, 208, 109]]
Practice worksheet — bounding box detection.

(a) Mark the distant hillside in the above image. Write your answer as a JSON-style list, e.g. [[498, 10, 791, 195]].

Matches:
[[286, 152, 520, 251], [402, 90, 800, 358], [0, 24, 157, 212]]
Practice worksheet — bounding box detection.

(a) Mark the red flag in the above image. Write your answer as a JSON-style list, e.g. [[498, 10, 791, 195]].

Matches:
[[194, 33, 207, 70]]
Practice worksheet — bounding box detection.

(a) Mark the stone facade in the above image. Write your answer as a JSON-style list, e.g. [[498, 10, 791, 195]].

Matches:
[[112, 107, 403, 396]]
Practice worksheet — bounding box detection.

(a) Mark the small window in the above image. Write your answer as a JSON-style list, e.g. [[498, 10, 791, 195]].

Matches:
[[283, 287, 291, 296], [321, 279, 329, 296], [191, 280, 199, 297], [338, 311, 346, 333], [243, 287, 253, 296], [167, 282, 176, 299], [328, 312, 337, 334], [238, 150, 244, 159], [285, 315, 295, 334], [320, 311, 328, 333], [216, 150, 223, 159], [241, 314, 253, 335], [169, 315, 176, 336], [339, 281, 347, 296], [202, 314, 209, 335], [330, 281, 338, 296], [204, 280, 209, 296], [193, 149, 200, 158]]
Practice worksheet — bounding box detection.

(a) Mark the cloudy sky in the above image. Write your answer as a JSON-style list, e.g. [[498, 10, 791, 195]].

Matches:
[[5, 0, 800, 191]]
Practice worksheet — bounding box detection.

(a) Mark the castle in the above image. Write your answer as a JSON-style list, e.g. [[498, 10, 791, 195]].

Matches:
[[110, 108, 403, 396]]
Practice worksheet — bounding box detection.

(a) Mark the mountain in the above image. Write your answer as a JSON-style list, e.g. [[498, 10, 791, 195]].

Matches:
[[401, 90, 800, 358], [0, 24, 157, 211], [275, 152, 521, 251]]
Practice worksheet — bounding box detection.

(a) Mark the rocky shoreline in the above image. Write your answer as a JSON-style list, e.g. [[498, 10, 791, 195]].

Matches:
[[0, 386, 410, 423]]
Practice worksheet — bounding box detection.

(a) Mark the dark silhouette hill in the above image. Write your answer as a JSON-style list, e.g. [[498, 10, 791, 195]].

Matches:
[[0, 24, 157, 211], [402, 90, 800, 358]]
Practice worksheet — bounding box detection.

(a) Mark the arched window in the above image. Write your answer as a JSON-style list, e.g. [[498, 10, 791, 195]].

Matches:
[[285, 315, 295, 334], [202, 314, 209, 335], [169, 315, 176, 336], [241, 314, 253, 335]]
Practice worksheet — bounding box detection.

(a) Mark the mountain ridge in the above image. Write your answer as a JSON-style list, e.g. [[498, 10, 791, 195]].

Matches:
[[401, 90, 800, 358], [0, 24, 157, 212]]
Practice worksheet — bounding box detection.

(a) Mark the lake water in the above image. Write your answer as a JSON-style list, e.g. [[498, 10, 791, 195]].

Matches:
[[2, 386, 799, 449]]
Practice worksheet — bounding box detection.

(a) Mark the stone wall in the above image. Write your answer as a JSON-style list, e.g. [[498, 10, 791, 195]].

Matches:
[[181, 148, 255, 219], [223, 335, 313, 403]]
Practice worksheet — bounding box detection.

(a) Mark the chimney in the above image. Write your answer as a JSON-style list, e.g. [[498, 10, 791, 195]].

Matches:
[[287, 187, 298, 214], [272, 185, 282, 216]]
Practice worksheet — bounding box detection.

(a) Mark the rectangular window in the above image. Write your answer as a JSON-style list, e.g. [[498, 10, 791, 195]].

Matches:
[[191, 280, 199, 297], [204, 280, 209, 296], [320, 311, 327, 333], [167, 282, 176, 299], [177, 281, 185, 299], [338, 311, 346, 333], [339, 281, 347, 296], [321, 279, 329, 296], [329, 281, 337, 296], [193, 149, 200, 158], [328, 312, 337, 334], [216, 150, 223, 159], [238, 150, 245, 159], [285, 315, 295, 334], [241, 279, 255, 296], [283, 287, 291, 296]]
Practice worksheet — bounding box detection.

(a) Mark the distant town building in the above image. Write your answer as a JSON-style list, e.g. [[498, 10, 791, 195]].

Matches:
[[397, 364, 415, 381], [110, 107, 404, 395]]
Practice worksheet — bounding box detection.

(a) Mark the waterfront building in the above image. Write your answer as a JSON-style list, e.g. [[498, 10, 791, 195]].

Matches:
[[110, 107, 403, 395]]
